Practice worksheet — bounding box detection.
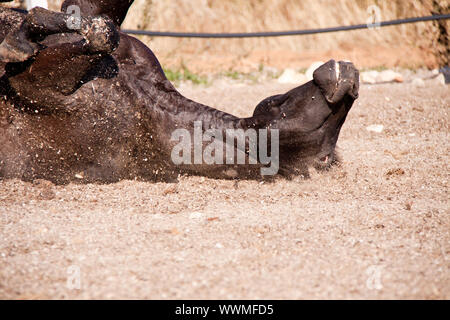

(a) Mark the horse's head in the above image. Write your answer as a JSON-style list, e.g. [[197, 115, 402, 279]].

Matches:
[[253, 60, 359, 175]]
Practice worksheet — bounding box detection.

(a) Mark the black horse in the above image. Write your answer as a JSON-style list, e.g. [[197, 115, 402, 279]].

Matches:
[[0, 0, 359, 184]]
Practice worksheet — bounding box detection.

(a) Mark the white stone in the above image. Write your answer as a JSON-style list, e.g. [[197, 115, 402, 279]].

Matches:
[[366, 125, 384, 133], [306, 61, 325, 81], [435, 74, 446, 86], [277, 69, 308, 84], [361, 70, 404, 84], [378, 70, 403, 83], [360, 71, 379, 84]]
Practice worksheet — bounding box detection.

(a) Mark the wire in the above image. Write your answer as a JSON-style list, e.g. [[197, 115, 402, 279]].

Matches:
[[122, 14, 450, 38]]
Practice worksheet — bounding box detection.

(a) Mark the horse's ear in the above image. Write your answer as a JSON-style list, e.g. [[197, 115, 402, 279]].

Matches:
[[313, 60, 359, 105], [61, 0, 134, 26]]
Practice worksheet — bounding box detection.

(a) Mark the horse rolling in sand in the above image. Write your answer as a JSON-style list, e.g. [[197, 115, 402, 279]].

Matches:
[[0, 0, 359, 184]]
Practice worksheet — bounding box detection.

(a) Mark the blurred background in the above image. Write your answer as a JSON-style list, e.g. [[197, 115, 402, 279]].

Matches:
[[5, 0, 450, 73]]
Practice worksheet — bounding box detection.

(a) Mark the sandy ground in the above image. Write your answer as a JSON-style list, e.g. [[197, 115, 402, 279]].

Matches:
[[0, 76, 449, 300]]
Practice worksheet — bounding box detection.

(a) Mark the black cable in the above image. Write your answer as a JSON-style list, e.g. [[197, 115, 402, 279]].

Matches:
[[122, 14, 450, 38]]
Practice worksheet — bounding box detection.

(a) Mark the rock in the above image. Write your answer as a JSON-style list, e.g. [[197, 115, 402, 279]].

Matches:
[[366, 124, 384, 133], [434, 73, 446, 86], [412, 78, 425, 87], [378, 70, 403, 83], [74, 173, 84, 179], [360, 70, 404, 84], [306, 61, 325, 81], [277, 68, 308, 84], [439, 66, 450, 84], [360, 71, 378, 84]]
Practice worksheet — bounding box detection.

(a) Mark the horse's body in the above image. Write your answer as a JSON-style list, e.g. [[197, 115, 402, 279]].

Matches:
[[0, 1, 359, 184]]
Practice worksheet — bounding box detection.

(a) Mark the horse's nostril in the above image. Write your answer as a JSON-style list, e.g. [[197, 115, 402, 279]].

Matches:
[[320, 155, 329, 163]]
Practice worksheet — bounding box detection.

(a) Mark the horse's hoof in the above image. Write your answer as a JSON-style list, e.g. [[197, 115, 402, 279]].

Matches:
[[80, 17, 120, 53]]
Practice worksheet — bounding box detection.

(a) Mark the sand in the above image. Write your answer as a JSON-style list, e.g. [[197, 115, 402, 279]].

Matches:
[[0, 76, 449, 299]]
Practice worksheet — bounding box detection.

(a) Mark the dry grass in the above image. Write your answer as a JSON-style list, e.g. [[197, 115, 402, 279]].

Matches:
[[121, 0, 448, 71], [8, 0, 450, 70], [123, 0, 433, 51]]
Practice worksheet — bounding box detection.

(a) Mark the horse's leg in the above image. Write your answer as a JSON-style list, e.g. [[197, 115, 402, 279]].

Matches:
[[1, 7, 120, 110], [6, 41, 117, 111], [0, 6, 119, 62]]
